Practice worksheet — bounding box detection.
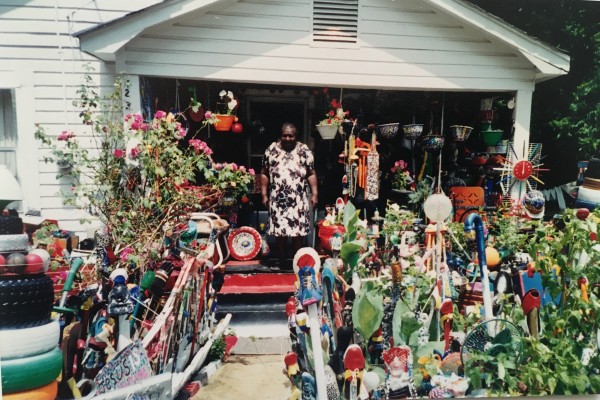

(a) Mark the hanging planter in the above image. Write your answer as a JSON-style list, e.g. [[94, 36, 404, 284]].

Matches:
[[212, 115, 236, 132], [316, 124, 339, 140], [422, 135, 445, 151], [450, 125, 473, 142], [377, 123, 400, 139], [481, 129, 503, 146], [402, 124, 424, 140]]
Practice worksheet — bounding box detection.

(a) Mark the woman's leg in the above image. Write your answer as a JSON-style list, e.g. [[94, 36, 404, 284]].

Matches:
[[276, 236, 287, 269]]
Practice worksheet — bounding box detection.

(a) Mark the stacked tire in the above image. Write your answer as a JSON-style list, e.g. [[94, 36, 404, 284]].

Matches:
[[0, 215, 61, 400]]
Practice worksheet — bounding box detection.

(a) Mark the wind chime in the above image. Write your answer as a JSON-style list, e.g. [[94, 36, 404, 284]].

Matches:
[[342, 125, 380, 202]]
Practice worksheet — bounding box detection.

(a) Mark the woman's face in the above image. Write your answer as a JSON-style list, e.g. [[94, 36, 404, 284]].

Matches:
[[280, 127, 297, 152]]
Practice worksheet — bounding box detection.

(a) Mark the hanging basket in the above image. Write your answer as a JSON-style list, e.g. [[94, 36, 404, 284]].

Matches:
[[212, 115, 235, 132], [377, 123, 400, 139], [402, 124, 424, 140], [316, 124, 338, 140], [481, 130, 503, 146], [449, 125, 473, 142], [422, 135, 445, 151]]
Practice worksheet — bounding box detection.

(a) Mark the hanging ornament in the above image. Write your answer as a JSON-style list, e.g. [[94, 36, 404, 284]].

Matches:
[[365, 133, 379, 201]]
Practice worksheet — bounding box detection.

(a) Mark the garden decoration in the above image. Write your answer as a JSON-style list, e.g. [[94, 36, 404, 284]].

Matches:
[[493, 142, 548, 208], [365, 132, 379, 201], [343, 343, 367, 400], [292, 247, 327, 400], [463, 213, 494, 324], [382, 346, 417, 399]]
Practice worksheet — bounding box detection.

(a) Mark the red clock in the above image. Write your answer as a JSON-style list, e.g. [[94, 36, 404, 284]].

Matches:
[[513, 160, 533, 181]]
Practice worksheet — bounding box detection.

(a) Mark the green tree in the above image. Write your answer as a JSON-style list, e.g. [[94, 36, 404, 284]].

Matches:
[[469, 1, 600, 182]]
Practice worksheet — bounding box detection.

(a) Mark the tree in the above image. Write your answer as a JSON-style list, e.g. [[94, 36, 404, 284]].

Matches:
[[469, 0, 600, 183]]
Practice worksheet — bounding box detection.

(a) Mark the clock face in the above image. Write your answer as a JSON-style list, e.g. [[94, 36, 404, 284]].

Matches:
[[513, 160, 533, 181]]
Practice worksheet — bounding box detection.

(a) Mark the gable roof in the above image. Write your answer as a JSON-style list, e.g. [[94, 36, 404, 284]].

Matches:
[[76, 0, 569, 81]]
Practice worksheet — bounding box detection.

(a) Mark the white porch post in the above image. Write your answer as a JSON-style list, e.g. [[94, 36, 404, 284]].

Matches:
[[122, 75, 142, 116], [510, 89, 533, 202]]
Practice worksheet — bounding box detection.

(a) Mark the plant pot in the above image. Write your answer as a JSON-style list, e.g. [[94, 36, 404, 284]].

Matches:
[[481, 130, 503, 146], [212, 114, 235, 131], [377, 123, 400, 139], [402, 124, 424, 140], [317, 221, 345, 252], [422, 135, 445, 151], [449, 125, 473, 142], [316, 124, 338, 140]]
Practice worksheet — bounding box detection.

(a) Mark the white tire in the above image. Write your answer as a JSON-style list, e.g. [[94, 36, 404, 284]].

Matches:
[[0, 318, 60, 359]]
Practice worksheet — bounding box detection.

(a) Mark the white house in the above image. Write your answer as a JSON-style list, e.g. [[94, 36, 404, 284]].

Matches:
[[1, 0, 569, 237]]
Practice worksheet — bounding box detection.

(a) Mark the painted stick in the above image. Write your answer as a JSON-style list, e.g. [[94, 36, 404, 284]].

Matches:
[[365, 132, 379, 201], [463, 213, 494, 327]]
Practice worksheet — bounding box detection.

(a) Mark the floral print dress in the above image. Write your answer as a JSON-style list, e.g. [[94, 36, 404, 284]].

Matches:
[[263, 141, 315, 237]]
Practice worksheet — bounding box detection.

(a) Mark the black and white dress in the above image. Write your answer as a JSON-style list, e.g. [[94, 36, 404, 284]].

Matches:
[[262, 141, 315, 237]]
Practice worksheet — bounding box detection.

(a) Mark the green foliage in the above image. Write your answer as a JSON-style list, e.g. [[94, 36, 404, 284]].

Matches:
[[352, 284, 384, 343], [206, 337, 226, 363]]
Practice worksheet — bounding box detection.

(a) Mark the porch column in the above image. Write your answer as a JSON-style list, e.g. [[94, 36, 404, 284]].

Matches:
[[122, 74, 142, 116], [510, 89, 533, 202]]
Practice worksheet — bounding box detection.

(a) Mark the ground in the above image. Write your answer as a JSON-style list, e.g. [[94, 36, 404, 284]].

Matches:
[[192, 354, 291, 400]]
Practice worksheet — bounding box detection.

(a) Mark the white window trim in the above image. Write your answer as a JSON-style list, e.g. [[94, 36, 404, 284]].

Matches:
[[0, 71, 41, 212]]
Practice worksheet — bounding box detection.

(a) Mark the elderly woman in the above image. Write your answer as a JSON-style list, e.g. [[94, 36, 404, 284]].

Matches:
[[260, 122, 318, 269]]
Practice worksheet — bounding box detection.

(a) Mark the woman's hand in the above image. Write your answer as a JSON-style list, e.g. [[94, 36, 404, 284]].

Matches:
[[311, 192, 318, 208]]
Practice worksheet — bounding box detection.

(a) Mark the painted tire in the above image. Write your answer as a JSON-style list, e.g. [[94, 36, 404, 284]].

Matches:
[[2, 381, 58, 400], [227, 226, 262, 261], [0, 274, 54, 328], [0, 319, 60, 359], [1, 347, 62, 393], [0, 233, 29, 252], [0, 216, 23, 235]]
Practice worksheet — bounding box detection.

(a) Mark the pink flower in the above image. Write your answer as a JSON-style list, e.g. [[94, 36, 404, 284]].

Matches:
[[131, 121, 141, 130], [214, 163, 223, 170], [178, 128, 186, 138], [113, 149, 125, 158], [154, 110, 167, 119], [58, 130, 74, 141], [140, 123, 148, 132], [125, 114, 133, 121], [134, 114, 143, 123], [205, 111, 213, 119], [248, 168, 255, 176], [230, 163, 238, 171], [120, 247, 135, 262], [239, 165, 246, 173], [130, 146, 140, 159]]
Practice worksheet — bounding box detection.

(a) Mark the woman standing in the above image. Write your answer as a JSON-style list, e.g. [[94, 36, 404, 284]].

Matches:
[[260, 123, 318, 269]]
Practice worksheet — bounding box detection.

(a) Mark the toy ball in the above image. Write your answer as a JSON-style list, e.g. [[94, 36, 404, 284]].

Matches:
[[25, 253, 45, 274], [485, 247, 501, 269], [231, 122, 243, 134], [30, 248, 51, 272], [6, 253, 26, 274]]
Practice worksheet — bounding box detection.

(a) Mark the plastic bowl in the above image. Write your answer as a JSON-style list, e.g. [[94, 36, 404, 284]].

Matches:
[[482, 130, 503, 146]]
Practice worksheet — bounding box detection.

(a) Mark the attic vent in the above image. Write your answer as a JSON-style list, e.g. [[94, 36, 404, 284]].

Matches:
[[313, 0, 358, 44]]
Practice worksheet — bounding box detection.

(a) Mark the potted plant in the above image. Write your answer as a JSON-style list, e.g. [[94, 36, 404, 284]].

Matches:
[[212, 90, 238, 131], [389, 160, 413, 193], [315, 97, 348, 140], [205, 162, 255, 201]]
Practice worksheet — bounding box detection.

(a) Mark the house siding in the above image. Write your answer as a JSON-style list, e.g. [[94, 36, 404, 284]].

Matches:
[[0, 0, 160, 235], [121, 0, 535, 91]]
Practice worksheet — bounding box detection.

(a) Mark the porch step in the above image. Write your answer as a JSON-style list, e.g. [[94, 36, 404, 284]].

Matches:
[[219, 272, 296, 295], [216, 293, 292, 354]]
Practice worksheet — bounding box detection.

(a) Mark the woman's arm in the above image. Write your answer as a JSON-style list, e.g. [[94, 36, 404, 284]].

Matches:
[[260, 167, 269, 208], [307, 169, 318, 208]]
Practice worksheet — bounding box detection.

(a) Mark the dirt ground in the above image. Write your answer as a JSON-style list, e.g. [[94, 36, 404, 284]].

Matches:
[[192, 354, 292, 400]]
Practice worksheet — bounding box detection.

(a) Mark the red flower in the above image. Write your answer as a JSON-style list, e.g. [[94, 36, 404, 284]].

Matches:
[[328, 110, 335, 117]]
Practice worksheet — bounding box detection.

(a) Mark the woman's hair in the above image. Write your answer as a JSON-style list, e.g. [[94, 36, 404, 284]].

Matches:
[[281, 122, 297, 135]]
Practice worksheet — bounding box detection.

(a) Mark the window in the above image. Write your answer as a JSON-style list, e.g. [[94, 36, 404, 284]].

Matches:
[[0, 89, 17, 176]]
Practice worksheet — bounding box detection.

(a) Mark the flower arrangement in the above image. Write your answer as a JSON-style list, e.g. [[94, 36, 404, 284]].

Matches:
[[35, 68, 222, 271], [317, 97, 348, 127], [215, 90, 238, 116], [205, 162, 255, 199], [390, 160, 413, 191]]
